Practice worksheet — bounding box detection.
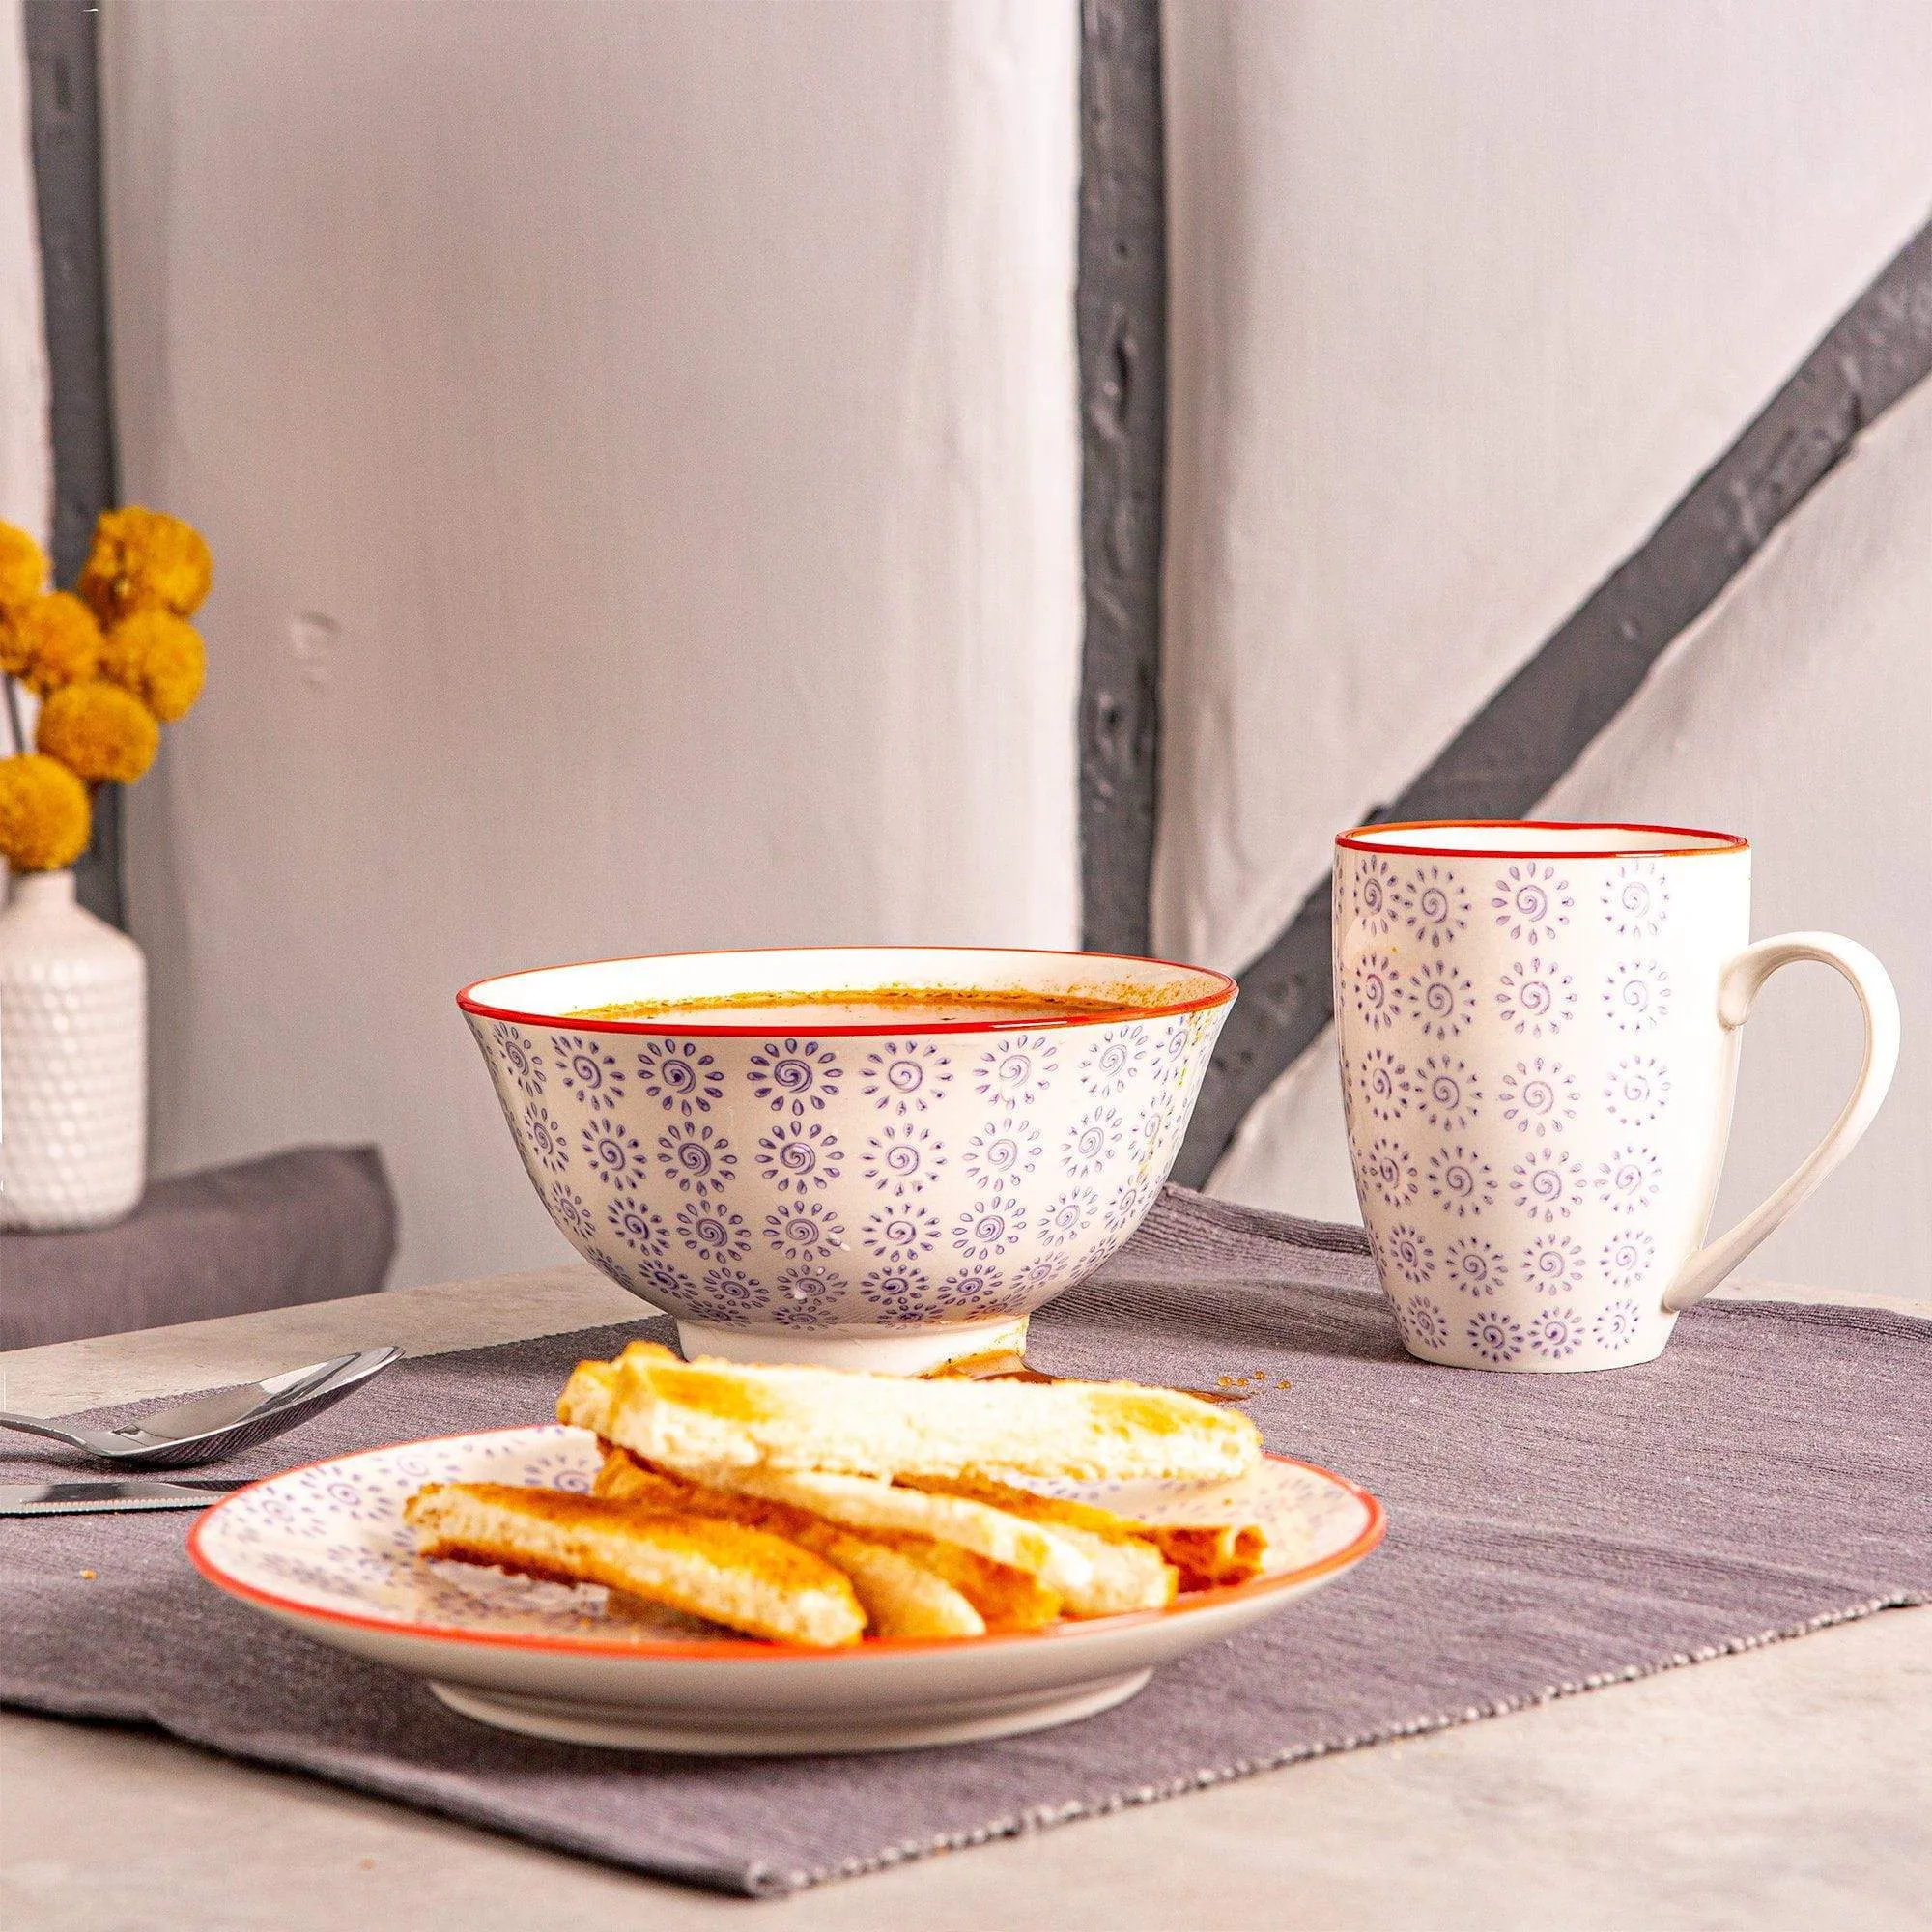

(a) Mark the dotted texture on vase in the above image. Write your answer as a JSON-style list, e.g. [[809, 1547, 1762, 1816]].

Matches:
[[0, 877, 147, 1231]]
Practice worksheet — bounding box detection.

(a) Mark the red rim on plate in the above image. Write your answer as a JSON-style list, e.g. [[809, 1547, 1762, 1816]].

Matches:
[[457, 943, 1238, 1038], [1335, 818, 1748, 861], [187, 1430, 1385, 1662]]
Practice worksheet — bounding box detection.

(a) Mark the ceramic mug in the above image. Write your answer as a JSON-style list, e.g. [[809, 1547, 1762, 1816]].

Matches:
[[1331, 821, 1898, 1372]]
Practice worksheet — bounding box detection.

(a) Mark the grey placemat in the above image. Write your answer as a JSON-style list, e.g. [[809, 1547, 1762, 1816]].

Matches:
[[2, 1189, 1927, 1897], [0, 1145, 397, 1348]]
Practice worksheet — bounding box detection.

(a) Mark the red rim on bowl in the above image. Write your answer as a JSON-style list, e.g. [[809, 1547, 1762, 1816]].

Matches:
[[1335, 818, 1748, 861], [457, 943, 1239, 1038], [187, 1432, 1385, 1663]]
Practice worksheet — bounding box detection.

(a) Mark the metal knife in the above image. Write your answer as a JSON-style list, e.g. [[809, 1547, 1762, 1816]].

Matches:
[[0, 1478, 250, 1517]]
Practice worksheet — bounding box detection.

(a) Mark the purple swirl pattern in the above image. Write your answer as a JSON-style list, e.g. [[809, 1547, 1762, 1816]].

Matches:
[[552, 1035, 625, 1106], [1013, 1254, 1072, 1296], [1466, 1310, 1524, 1364], [606, 1197, 669, 1257], [1427, 1145, 1496, 1216], [861, 1123, 944, 1197], [1382, 1221, 1435, 1285], [636, 1039, 723, 1116], [964, 1116, 1043, 1191], [1350, 952, 1406, 1033], [1604, 961, 1672, 1034], [492, 1024, 545, 1096], [1416, 1055, 1480, 1133], [1399, 1294, 1449, 1352], [1602, 859, 1668, 939], [547, 1184, 597, 1243], [655, 1121, 738, 1199], [1060, 1105, 1125, 1179], [1039, 1186, 1100, 1247], [1596, 1144, 1662, 1216], [632, 1257, 698, 1304], [522, 1103, 569, 1175], [1523, 1233, 1587, 1294], [1078, 1026, 1148, 1099], [1398, 865, 1472, 950], [754, 1119, 843, 1195], [1443, 1236, 1509, 1296], [859, 1040, 952, 1117], [749, 1038, 842, 1116], [858, 1266, 933, 1319], [952, 1196, 1025, 1262], [1593, 1299, 1642, 1349], [763, 1200, 847, 1262], [861, 1205, 941, 1264], [1496, 958, 1577, 1038], [1407, 959, 1475, 1041], [580, 1114, 646, 1191], [1356, 1047, 1413, 1123], [1353, 856, 1398, 935], [1103, 1172, 1162, 1236], [1528, 1306, 1586, 1360], [676, 1201, 752, 1264], [1497, 1057, 1577, 1138], [1363, 1135, 1419, 1207], [1509, 1147, 1586, 1222], [1600, 1229, 1657, 1289], [1491, 863, 1574, 946], [1605, 1054, 1672, 1127], [973, 1036, 1060, 1108], [695, 1266, 772, 1316], [937, 1265, 1007, 1312], [772, 1264, 848, 1324]]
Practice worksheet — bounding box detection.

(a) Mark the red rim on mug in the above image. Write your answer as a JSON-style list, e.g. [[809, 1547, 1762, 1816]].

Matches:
[[1336, 819, 1748, 861]]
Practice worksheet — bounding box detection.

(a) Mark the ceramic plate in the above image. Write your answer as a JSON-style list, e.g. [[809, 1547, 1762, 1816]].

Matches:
[[189, 1426, 1384, 1754]]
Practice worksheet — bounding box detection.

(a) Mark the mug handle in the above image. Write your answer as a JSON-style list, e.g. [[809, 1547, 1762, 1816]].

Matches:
[[1662, 932, 1899, 1311]]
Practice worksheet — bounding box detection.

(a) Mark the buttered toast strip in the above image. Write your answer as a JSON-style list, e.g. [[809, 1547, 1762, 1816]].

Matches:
[[403, 1481, 865, 1648], [558, 1342, 1262, 1485], [592, 1451, 989, 1639], [908, 1475, 1268, 1592], [707, 1466, 1096, 1597], [674, 1463, 1174, 1617]]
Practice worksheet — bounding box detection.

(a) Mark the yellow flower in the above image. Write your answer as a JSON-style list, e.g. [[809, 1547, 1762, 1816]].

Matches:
[[0, 521, 46, 618], [76, 506, 213, 625], [0, 753, 92, 872], [0, 592, 103, 696], [99, 609, 206, 723], [36, 681, 160, 784]]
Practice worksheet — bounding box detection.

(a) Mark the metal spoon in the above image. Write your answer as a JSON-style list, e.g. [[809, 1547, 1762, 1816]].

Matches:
[[0, 1345, 401, 1468]]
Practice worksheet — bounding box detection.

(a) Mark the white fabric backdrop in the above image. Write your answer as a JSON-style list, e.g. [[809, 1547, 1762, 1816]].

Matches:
[[105, 0, 1083, 1290], [0, 0, 48, 548]]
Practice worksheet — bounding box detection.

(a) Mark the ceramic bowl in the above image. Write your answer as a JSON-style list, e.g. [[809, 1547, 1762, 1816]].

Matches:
[[459, 947, 1236, 1372]]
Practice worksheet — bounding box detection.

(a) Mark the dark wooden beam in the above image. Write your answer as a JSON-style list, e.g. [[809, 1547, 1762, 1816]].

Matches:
[[24, 0, 123, 928], [1076, 0, 1167, 956], [1174, 214, 1932, 1187]]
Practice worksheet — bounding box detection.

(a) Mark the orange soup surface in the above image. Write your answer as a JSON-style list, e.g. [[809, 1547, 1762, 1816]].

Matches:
[[568, 987, 1147, 1028]]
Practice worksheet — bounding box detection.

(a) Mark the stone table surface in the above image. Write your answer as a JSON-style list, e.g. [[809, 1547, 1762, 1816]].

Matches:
[[2, 1265, 1926, 1932]]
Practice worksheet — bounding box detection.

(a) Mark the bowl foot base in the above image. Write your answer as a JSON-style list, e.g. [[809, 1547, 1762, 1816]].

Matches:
[[429, 1667, 1151, 1754], [673, 1313, 1030, 1375]]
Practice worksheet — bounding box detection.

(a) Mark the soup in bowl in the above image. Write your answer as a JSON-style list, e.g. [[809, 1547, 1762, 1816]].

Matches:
[[459, 947, 1236, 1372]]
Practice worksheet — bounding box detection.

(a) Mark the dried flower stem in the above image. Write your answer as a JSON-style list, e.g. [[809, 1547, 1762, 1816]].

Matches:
[[2, 673, 24, 756]]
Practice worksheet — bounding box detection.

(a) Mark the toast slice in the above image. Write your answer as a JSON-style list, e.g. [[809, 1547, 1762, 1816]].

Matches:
[[696, 1465, 1097, 1598], [403, 1480, 865, 1648], [591, 1451, 987, 1640], [908, 1474, 1269, 1592], [557, 1342, 1262, 1485]]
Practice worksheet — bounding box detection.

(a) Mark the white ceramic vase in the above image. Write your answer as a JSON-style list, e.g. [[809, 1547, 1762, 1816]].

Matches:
[[0, 868, 147, 1231]]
